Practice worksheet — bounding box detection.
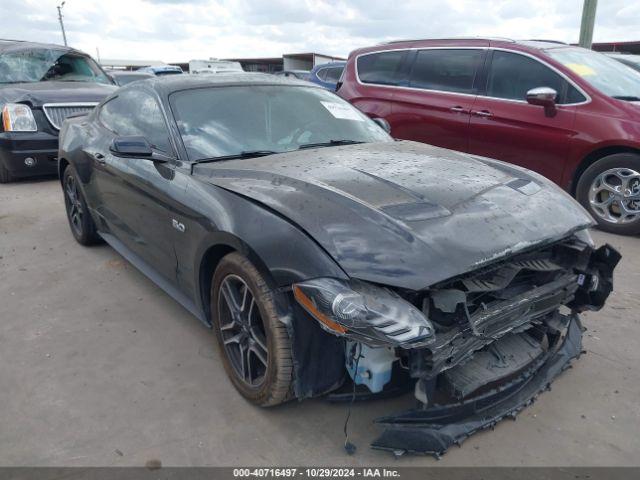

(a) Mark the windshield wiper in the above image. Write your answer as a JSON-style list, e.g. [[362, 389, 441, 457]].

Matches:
[[297, 139, 364, 150], [612, 95, 640, 101], [194, 150, 279, 163]]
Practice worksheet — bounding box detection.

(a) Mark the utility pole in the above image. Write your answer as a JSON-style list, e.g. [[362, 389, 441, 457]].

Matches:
[[578, 0, 597, 49], [57, 1, 68, 46]]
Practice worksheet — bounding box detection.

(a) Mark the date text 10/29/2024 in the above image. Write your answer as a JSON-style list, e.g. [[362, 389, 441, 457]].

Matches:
[[233, 469, 401, 478]]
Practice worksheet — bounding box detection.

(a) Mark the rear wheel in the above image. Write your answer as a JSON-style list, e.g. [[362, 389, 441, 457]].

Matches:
[[63, 166, 101, 245], [211, 252, 293, 406], [576, 153, 640, 235]]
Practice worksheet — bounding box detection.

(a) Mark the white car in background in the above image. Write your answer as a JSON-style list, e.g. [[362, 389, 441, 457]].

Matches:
[[189, 59, 243, 74]]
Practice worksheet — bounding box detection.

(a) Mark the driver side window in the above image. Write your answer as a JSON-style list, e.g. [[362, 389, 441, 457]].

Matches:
[[486, 51, 585, 104], [99, 89, 172, 153]]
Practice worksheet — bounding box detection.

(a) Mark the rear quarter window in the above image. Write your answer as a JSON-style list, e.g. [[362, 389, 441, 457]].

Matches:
[[325, 67, 343, 83], [357, 50, 407, 86]]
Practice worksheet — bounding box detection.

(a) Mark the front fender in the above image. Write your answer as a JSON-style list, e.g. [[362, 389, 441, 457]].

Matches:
[[185, 184, 349, 399], [181, 179, 349, 320]]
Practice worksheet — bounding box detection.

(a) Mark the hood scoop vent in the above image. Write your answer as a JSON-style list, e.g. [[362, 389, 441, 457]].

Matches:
[[507, 178, 541, 196], [381, 201, 451, 222]]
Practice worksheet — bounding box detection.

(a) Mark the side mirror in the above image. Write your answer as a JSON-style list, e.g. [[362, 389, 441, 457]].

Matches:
[[105, 73, 118, 86], [372, 117, 391, 134], [526, 87, 557, 117], [110, 136, 153, 157]]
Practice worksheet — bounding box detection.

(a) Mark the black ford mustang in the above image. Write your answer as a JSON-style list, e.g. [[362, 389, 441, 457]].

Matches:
[[58, 74, 619, 456]]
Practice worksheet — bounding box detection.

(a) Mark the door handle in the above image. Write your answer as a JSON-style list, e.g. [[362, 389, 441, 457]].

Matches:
[[472, 110, 493, 118], [450, 106, 467, 113]]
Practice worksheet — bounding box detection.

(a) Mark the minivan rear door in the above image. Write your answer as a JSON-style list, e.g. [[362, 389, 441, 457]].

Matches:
[[467, 50, 580, 184], [389, 48, 486, 152]]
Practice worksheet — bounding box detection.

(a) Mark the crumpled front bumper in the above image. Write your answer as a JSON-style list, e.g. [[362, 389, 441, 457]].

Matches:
[[371, 315, 584, 458]]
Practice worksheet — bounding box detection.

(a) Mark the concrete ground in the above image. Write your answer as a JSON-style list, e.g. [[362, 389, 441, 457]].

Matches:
[[1, 178, 639, 467]]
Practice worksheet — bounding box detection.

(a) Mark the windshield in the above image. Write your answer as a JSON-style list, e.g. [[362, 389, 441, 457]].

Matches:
[[170, 85, 392, 161], [547, 47, 640, 100], [0, 48, 111, 85]]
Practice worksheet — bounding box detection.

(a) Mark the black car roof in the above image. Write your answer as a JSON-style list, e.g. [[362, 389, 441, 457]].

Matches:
[[0, 39, 84, 55], [149, 72, 321, 95]]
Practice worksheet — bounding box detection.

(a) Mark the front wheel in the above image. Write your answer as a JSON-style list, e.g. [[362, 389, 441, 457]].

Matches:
[[576, 153, 640, 235], [211, 252, 293, 406], [63, 166, 101, 245]]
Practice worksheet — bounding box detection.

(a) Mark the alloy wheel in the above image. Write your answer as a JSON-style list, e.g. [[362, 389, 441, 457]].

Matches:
[[65, 174, 84, 235], [588, 167, 640, 224], [217, 274, 269, 387]]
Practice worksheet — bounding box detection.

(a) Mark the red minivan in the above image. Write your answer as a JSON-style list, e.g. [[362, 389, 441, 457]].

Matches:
[[338, 38, 640, 235]]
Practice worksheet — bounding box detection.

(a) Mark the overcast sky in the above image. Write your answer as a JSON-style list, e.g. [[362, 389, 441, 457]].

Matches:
[[2, 0, 639, 62]]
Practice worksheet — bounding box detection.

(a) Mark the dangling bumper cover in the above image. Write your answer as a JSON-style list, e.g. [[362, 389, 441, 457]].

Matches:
[[371, 316, 584, 457]]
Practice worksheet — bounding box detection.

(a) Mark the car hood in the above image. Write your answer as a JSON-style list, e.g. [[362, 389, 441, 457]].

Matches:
[[193, 141, 594, 290], [0, 81, 116, 107]]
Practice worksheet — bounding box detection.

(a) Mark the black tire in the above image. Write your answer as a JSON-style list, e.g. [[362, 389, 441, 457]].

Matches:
[[0, 161, 13, 183], [576, 153, 640, 235], [62, 166, 101, 245], [211, 252, 293, 407]]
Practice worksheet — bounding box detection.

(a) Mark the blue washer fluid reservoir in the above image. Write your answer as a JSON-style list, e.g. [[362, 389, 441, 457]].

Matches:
[[345, 341, 397, 393]]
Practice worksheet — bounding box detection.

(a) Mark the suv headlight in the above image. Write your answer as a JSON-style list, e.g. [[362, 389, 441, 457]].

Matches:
[[293, 278, 435, 348], [2, 103, 37, 132]]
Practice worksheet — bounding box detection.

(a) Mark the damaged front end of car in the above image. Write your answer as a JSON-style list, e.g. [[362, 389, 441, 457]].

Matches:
[[292, 232, 620, 457]]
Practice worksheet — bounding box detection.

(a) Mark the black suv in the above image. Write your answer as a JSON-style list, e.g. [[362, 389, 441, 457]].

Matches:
[[0, 40, 116, 183]]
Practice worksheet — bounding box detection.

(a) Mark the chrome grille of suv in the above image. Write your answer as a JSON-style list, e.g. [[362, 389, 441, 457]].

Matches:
[[42, 103, 98, 130]]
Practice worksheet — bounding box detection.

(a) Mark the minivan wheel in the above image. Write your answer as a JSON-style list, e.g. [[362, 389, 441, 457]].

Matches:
[[63, 167, 102, 245], [211, 252, 293, 407], [576, 153, 640, 235]]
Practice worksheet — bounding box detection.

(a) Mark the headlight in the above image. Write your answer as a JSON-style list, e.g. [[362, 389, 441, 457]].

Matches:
[[292, 278, 435, 348], [2, 103, 37, 132], [574, 228, 595, 247]]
